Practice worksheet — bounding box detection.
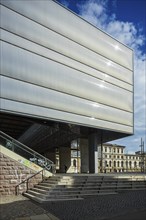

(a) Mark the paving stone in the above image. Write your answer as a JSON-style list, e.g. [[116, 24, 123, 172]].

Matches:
[[30, 214, 51, 220], [47, 213, 60, 220], [15, 218, 30, 220]]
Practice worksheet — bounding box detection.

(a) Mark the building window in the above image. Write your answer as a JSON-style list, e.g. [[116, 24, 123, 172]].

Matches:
[[117, 161, 120, 167], [73, 159, 77, 167], [117, 149, 119, 153], [56, 158, 59, 166], [114, 161, 116, 167], [121, 149, 123, 153], [109, 161, 112, 167], [134, 161, 137, 167], [105, 147, 107, 152], [121, 161, 124, 167], [105, 161, 108, 167], [129, 161, 132, 168]]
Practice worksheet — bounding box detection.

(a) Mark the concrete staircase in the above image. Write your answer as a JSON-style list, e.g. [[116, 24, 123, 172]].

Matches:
[[23, 174, 146, 203]]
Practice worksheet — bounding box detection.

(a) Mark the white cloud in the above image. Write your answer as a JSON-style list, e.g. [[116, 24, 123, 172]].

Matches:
[[77, 0, 146, 153]]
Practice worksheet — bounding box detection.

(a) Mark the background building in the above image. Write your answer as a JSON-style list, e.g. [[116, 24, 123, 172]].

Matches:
[[98, 144, 143, 173]]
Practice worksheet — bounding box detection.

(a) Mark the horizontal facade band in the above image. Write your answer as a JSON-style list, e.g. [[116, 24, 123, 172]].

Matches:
[[0, 98, 133, 134], [0, 2, 133, 71], [1, 76, 133, 127], [1, 42, 133, 113]]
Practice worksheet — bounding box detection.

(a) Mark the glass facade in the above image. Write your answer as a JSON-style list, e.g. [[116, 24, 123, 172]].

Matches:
[[0, 0, 134, 137]]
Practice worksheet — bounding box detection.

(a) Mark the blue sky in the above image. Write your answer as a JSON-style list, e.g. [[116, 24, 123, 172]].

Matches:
[[56, 0, 146, 154]]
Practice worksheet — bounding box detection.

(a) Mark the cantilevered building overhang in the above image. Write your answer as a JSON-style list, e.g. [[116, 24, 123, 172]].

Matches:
[[0, 0, 134, 143]]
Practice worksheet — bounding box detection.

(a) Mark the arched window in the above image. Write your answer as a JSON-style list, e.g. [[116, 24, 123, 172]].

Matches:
[[114, 161, 116, 167], [105, 160, 108, 167], [126, 161, 128, 167], [121, 161, 124, 167], [129, 161, 132, 168], [109, 161, 112, 167], [134, 161, 137, 167], [117, 161, 120, 167], [73, 159, 76, 167]]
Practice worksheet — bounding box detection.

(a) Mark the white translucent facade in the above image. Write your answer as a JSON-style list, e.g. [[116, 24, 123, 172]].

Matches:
[[0, 0, 134, 135]]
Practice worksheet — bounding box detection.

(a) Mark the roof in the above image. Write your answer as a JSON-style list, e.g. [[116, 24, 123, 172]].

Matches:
[[103, 143, 126, 148]]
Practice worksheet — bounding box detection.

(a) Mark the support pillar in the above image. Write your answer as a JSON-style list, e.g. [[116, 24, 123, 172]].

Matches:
[[44, 151, 56, 164], [88, 133, 98, 173], [59, 147, 71, 173], [80, 138, 89, 173]]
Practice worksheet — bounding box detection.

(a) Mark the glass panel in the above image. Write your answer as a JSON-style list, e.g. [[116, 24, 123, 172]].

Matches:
[[0, 131, 55, 172]]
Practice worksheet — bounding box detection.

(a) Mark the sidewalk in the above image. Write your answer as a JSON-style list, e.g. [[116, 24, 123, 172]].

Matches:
[[0, 195, 59, 220], [105, 209, 146, 220], [0, 190, 146, 220], [15, 213, 59, 220]]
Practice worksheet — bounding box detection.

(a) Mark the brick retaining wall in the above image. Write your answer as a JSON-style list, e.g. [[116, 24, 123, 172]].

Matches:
[[0, 152, 42, 195]]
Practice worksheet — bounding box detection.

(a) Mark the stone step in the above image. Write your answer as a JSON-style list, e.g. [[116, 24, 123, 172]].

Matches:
[[43, 179, 146, 185], [32, 187, 50, 194], [38, 183, 146, 192], [24, 192, 46, 203], [27, 190, 47, 199], [36, 184, 53, 190], [48, 189, 116, 196], [117, 187, 146, 192], [24, 192, 83, 202], [23, 174, 146, 203]]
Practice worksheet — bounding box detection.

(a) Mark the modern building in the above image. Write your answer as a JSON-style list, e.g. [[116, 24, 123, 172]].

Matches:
[[0, 0, 134, 174]]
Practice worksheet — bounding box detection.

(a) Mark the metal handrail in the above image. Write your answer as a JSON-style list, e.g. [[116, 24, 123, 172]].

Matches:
[[15, 169, 44, 195], [0, 130, 56, 173]]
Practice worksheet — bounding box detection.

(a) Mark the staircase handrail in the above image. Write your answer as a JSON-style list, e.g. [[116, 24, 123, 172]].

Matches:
[[0, 130, 55, 172], [15, 169, 44, 195]]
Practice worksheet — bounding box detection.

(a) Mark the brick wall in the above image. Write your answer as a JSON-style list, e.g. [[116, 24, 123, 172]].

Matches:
[[0, 152, 42, 195]]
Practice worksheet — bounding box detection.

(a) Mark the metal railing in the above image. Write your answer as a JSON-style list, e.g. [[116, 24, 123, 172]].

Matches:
[[15, 169, 44, 195], [0, 130, 55, 173]]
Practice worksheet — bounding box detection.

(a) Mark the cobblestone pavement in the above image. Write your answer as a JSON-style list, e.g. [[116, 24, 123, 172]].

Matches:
[[0, 191, 146, 220], [0, 195, 47, 220], [39, 190, 146, 220]]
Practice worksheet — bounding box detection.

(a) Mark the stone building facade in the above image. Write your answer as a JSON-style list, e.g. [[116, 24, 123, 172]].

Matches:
[[98, 143, 146, 173]]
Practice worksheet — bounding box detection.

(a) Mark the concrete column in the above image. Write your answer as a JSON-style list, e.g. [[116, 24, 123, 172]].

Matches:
[[79, 138, 89, 173], [44, 151, 56, 164], [88, 133, 98, 173], [59, 147, 71, 173]]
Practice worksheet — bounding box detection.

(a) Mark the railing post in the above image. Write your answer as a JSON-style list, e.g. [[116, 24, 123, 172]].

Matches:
[[26, 179, 29, 191], [42, 169, 44, 180], [15, 186, 18, 195]]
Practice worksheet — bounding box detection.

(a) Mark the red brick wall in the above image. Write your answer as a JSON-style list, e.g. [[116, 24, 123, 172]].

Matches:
[[0, 152, 42, 195]]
